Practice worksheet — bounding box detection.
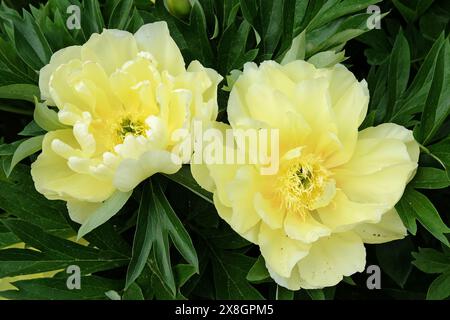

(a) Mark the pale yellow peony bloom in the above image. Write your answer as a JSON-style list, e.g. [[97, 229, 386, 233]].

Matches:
[[192, 60, 419, 290], [32, 22, 221, 227]]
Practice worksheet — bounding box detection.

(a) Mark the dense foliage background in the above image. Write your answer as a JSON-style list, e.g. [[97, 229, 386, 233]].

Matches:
[[0, 0, 449, 300]]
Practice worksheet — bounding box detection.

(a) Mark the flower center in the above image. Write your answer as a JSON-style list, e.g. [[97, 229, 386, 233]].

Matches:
[[277, 154, 330, 216], [116, 116, 148, 143]]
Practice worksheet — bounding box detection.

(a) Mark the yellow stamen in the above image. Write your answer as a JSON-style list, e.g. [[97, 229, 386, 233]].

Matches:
[[277, 154, 330, 218], [115, 115, 148, 143]]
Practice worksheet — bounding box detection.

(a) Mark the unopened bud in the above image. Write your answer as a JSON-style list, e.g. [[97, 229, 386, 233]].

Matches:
[[165, 0, 191, 17]]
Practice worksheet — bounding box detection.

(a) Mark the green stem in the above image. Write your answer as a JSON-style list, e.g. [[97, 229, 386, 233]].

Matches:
[[419, 143, 446, 169]]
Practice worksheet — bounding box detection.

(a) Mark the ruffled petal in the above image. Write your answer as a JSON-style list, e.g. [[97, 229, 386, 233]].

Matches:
[[39, 46, 81, 104], [134, 21, 185, 76], [31, 130, 115, 202], [81, 29, 138, 75], [114, 149, 181, 192]]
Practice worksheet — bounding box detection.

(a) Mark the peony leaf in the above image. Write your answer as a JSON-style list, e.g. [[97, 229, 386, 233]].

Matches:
[[410, 167, 450, 190], [281, 30, 306, 64], [7, 135, 43, 177], [427, 272, 450, 300], [0, 84, 39, 102], [126, 179, 198, 295], [412, 248, 450, 274], [163, 165, 213, 203], [125, 182, 154, 290], [0, 164, 70, 233], [396, 188, 450, 247], [386, 31, 410, 120], [77, 191, 132, 240], [276, 285, 294, 300], [210, 249, 264, 299], [417, 39, 450, 145], [122, 283, 145, 300], [0, 219, 128, 278], [0, 275, 122, 300], [307, 50, 347, 68], [33, 98, 67, 132], [247, 255, 270, 283], [18, 121, 45, 137]]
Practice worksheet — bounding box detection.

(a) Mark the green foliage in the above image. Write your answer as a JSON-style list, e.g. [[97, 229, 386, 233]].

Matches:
[[413, 248, 450, 300], [0, 0, 448, 301]]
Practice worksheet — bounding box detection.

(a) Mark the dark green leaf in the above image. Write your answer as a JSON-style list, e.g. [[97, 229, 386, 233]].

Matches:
[[163, 165, 213, 203], [427, 272, 450, 300], [125, 182, 154, 289], [276, 285, 294, 300], [306, 289, 326, 300], [0, 219, 129, 278], [376, 237, 414, 288], [0, 165, 71, 232], [210, 248, 263, 299], [396, 188, 450, 246], [387, 31, 410, 120], [0, 84, 39, 102], [122, 283, 145, 300], [0, 275, 122, 300], [247, 255, 270, 283], [412, 248, 450, 274], [410, 167, 450, 189]]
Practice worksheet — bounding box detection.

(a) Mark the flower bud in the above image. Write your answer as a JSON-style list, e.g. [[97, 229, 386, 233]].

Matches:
[[166, 0, 191, 17]]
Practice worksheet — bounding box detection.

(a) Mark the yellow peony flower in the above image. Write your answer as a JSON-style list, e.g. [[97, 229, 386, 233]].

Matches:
[[32, 22, 221, 229], [192, 60, 419, 290]]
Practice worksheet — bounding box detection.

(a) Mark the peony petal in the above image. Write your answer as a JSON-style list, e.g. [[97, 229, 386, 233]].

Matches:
[[81, 29, 138, 75], [31, 130, 116, 202], [258, 223, 310, 278], [325, 67, 369, 167], [114, 150, 181, 192], [134, 21, 185, 76], [191, 162, 215, 192], [333, 123, 419, 207], [67, 200, 101, 224], [318, 190, 387, 232], [225, 167, 261, 233], [254, 192, 285, 229], [266, 264, 302, 291], [297, 232, 366, 287], [354, 208, 407, 244], [284, 211, 331, 243], [39, 45, 82, 104], [212, 193, 260, 243]]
